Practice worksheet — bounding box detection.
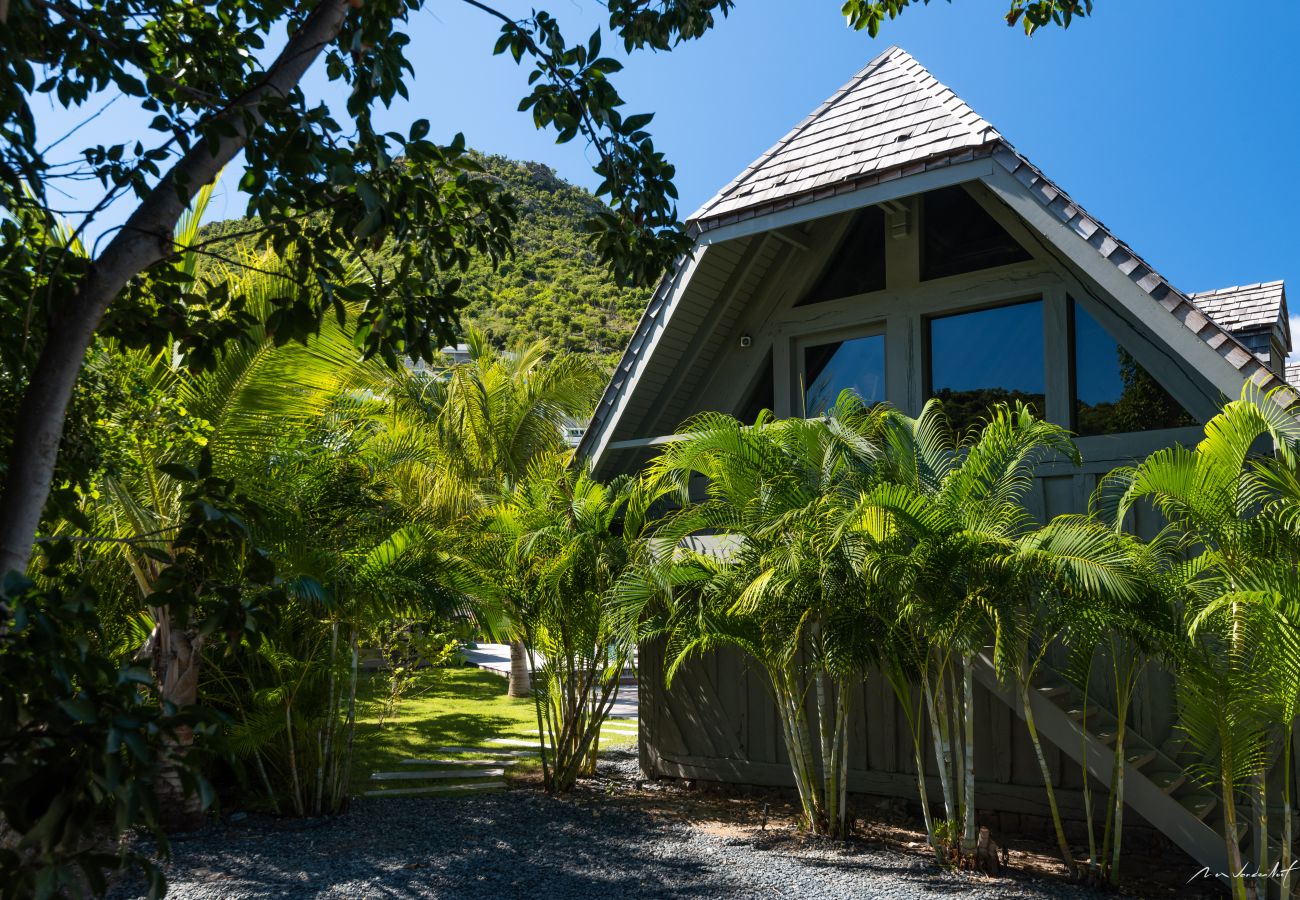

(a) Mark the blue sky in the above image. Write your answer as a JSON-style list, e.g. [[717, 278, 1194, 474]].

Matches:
[[33, 1, 1300, 342]]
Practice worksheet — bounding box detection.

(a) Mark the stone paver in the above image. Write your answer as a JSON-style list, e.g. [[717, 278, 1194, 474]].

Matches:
[[362, 781, 506, 797], [372, 768, 505, 782]]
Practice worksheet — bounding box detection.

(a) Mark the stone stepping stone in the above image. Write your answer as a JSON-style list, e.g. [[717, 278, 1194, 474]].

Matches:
[[431, 746, 537, 756], [371, 767, 505, 782], [486, 738, 536, 747], [398, 758, 515, 767], [365, 781, 506, 797]]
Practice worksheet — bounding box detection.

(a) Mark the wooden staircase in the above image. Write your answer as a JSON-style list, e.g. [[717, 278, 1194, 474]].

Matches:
[[973, 653, 1231, 880]]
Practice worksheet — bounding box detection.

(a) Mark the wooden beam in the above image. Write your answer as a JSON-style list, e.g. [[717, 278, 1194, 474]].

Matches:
[[584, 245, 709, 470], [695, 160, 996, 248], [643, 235, 775, 436]]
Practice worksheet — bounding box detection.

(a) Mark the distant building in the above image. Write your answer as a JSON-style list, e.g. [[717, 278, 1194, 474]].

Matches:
[[406, 343, 589, 445]]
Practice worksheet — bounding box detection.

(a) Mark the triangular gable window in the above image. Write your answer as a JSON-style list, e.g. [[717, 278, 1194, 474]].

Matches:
[[797, 207, 886, 306], [921, 186, 1031, 281], [1072, 301, 1198, 435]]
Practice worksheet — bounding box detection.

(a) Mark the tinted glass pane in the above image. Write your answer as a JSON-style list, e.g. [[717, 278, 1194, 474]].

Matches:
[[929, 300, 1044, 434], [922, 186, 1032, 281], [804, 334, 886, 416], [736, 354, 775, 425], [798, 208, 887, 305], [1073, 302, 1197, 436]]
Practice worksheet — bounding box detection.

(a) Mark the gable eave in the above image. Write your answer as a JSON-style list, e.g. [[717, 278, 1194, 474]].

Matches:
[[980, 145, 1293, 405]]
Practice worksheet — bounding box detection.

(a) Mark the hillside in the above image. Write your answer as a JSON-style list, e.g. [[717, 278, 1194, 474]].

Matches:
[[196, 155, 649, 369]]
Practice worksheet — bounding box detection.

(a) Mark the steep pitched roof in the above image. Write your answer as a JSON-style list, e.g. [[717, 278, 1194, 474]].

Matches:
[[1189, 281, 1288, 338], [695, 48, 1292, 397], [579, 48, 1294, 466], [692, 46, 1000, 226]]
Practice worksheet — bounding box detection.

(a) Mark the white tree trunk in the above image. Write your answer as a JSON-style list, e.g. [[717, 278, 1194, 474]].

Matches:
[[507, 639, 531, 698]]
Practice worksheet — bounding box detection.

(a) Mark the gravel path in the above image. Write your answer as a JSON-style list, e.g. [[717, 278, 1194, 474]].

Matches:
[[113, 753, 1105, 900]]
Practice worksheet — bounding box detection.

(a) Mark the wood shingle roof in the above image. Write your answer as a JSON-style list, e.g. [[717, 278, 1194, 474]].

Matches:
[[691, 46, 1000, 226], [689, 47, 1293, 396], [1188, 281, 1288, 337]]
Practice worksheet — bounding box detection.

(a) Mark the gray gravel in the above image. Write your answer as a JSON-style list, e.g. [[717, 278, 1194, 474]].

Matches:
[[113, 752, 1109, 900]]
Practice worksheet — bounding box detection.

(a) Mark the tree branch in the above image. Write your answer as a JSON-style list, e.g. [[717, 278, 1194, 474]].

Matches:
[[0, 0, 355, 577]]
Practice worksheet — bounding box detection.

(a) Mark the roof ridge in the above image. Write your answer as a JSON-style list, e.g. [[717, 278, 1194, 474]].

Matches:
[[691, 45, 901, 219], [886, 47, 999, 144], [1189, 280, 1286, 297]]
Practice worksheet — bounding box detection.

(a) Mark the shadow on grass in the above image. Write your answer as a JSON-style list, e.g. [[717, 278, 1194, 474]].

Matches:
[[350, 668, 541, 790], [424, 669, 515, 703]]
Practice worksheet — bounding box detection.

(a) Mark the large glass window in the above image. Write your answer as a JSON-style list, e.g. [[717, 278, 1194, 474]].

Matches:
[[928, 300, 1044, 434], [1073, 301, 1197, 436], [922, 186, 1032, 281], [797, 208, 887, 306], [803, 334, 886, 416]]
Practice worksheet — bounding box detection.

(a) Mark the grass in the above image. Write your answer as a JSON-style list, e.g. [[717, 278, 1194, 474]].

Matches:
[[350, 665, 637, 794]]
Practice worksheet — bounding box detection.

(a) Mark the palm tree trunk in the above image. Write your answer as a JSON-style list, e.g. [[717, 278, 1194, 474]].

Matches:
[[317, 621, 339, 816], [1108, 717, 1127, 886], [1281, 734, 1293, 899], [1100, 738, 1118, 880], [152, 609, 206, 829], [889, 667, 938, 854], [285, 703, 304, 816], [961, 653, 976, 853], [1021, 681, 1076, 876], [817, 670, 837, 834], [524, 628, 551, 790], [253, 750, 281, 815], [773, 668, 823, 833], [832, 681, 852, 837], [923, 666, 957, 825], [330, 628, 359, 812], [1251, 771, 1268, 897], [949, 662, 964, 827], [1224, 770, 1250, 900], [508, 638, 531, 697]]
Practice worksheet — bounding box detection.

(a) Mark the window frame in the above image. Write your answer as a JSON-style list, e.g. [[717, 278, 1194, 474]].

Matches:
[[922, 295, 1049, 421], [794, 322, 889, 419], [1067, 295, 1201, 439]]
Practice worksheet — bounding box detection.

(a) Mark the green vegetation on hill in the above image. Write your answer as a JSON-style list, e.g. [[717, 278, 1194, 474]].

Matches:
[[457, 156, 650, 367], [198, 154, 649, 369]]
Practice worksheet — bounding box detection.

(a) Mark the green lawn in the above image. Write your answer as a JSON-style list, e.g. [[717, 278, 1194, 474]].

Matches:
[[350, 666, 636, 793]]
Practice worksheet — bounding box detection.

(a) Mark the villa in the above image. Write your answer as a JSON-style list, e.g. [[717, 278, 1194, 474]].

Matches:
[[578, 46, 1291, 874]]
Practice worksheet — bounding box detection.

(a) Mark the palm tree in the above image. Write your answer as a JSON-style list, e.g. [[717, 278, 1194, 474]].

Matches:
[[460, 455, 662, 793], [615, 398, 891, 836], [71, 217, 373, 823], [1042, 524, 1178, 885], [381, 329, 604, 696], [210, 398, 467, 815], [1103, 385, 1300, 900], [863, 400, 1133, 865]]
